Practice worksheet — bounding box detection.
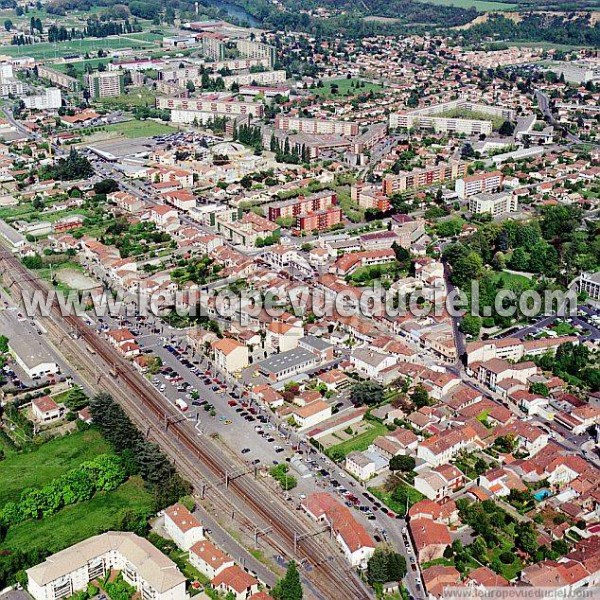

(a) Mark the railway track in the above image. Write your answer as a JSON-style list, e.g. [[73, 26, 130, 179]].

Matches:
[[0, 248, 371, 600]]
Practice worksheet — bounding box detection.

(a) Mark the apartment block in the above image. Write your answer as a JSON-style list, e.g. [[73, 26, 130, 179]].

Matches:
[[37, 65, 81, 91], [26, 532, 187, 600], [236, 39, 275, 65], [351, 183, 391, 212], [468, 192, 517, 216], [200, 32, 226, 60], [383, 161, 466, 196], [389, 99, 514, 135], [297, 207, 342, 232], [455, 170, 503, 199], [268, 190, 337, 221], [211, 69, 287, 89], [157, 95, 264, 123], [24, 87, 62, 110], [85, 71, 124, 98], [275, 114, 359, 137], [0, 63, 23, 97]]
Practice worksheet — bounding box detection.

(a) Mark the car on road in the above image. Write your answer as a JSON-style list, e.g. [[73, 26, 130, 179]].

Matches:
[[228, 400, 237, 407], [241, 448, 251, 454]]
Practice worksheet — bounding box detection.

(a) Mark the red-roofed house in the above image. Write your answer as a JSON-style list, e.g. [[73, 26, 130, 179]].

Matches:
[[211, 565, 259, 600], [163, 503, 204, 550], [189, 540, 234, 579]]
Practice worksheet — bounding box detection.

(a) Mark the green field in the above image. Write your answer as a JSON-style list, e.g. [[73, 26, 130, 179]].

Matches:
[[490, 270, 535, 288], [0, 429, 112, 506], [325, 421, 388, 459], [84, 119, 177, 139], [311, 78, 384, 99], [0, 36, 153, 61], [53, 58, 112, 77], [415, 0, 517, 9], [1, 477, 154, 553], [94, 87, 159, 110]]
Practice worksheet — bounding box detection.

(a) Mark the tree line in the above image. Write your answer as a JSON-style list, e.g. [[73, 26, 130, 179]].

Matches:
[[89, 393, 191, 509]]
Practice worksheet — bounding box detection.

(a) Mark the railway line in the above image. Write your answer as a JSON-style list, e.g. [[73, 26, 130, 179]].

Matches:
[[0, 247, 371, 600]]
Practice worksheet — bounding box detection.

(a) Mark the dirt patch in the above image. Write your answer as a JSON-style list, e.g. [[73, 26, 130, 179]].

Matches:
[[56, 268, 99, 291]]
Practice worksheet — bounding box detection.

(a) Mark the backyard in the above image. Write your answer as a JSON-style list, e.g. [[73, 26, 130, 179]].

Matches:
[[325, 421, 388, 459]]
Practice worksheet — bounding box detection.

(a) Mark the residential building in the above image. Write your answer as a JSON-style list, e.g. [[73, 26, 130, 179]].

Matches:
[[24, 88, 62, 110], [409, 518, 452, 563], [213, 338, 249, 374], [469, 192, 517, 216], [37, 65, 80, 91], [383, 162, 466, 196], [163, 503, 204, 551], [266, 321, 304, 352], [31, 395, 63, 422], [350, 348, 397, 380], [211, 565, 259, 600], [578, 271, 600, 301], [455, 171, 504, 199], [157, 95, 264, 124], [275, 115, 358, 136], [291, 400, 332, 430], [26, 532, 187, 600], [85, 71, 125, 98], [189, 540, 234, 580]]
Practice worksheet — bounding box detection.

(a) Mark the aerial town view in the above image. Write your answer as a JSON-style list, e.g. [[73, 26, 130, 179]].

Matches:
[[0, 1, 598, 600]]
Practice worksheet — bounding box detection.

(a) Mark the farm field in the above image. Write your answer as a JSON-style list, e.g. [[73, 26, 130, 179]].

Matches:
[[0, 429, 112, 506]]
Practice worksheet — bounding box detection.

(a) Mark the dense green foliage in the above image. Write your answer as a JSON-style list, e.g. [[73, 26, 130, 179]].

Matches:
[[89, 393, 191, 507], [272, 561, 303, 600]]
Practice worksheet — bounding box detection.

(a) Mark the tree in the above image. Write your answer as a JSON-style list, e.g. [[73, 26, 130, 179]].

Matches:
[[498, 120, 515, 136], [410, 384, 431, 408], [389, 455, 416, 472], [529, 382, 549, 397], [516, 523, 538, 556], [350, 381, 384, 407], [460, 315, 481, 338], [186, 80, 195, 93], [4, 19, 12, 32], [272, 561, 302, 600], [367, 548, 406, 584]]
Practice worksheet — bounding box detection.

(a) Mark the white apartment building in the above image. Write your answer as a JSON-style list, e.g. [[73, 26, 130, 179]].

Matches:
[[469, 192, 517, 216], [157, 95, 263, 124], [275, 114, 359, 136], [24, 87, 62, 110], [578, 271, 600, 301], [390, 99, 514, 136], [0, 62, 24, 97], [26, 532, 188, 600]]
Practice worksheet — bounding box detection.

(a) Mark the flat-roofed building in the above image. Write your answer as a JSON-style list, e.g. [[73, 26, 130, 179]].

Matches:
[[469, 191, 517, 216], [455, 171, 503, 199]]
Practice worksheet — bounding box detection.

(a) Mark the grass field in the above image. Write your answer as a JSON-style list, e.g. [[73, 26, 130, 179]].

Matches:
[[94, 87, 159, 110], [0, 36, 152, 61], [0, 429, 112, 506], [311, 78, 384, 99], [0, 476, 154, 553], [326, 421, 388, 459], [53, 58, 112, 77], [415, 0, 517, 9], [84, 119, 177, 139], [490, 270, 535, 289]]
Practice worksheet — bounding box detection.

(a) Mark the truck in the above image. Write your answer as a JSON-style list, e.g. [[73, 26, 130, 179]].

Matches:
[[175, 398, 188, 412]]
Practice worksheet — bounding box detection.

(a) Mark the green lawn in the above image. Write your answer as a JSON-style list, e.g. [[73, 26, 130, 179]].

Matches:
[[368, 483, 425, 514], [0, 477, 154, 553], [53, 58, 112, 77], [0, 429, 111, 506], [437, 108, 505, 130], [84, 119, 177, 139], [326, 421, 388, 459], [490, 270, 535, 289], [311, 78, 384, 99], [415, 0, 517, 9], [94, 87, 159, 110], [0, 36, 153, 60]]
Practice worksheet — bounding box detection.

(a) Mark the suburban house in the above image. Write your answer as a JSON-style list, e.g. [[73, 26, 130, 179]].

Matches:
[[189, 540, 235, 580], [163, 503, 204, 551], [211, 565, 260, 600], [31, 395, 63, 422]]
